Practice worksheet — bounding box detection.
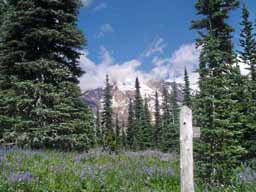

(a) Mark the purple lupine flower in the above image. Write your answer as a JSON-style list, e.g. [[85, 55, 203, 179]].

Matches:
[[0, 156, 5, 162], [80, 165, 97, 180], [165, 167, 174, 177], [74, 154, 82, 163], [8, 171, 33, 183], [144, 167, 155, 177]]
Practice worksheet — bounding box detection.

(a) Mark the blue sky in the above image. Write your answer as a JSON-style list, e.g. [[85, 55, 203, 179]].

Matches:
[[78, 0, 256, 91]]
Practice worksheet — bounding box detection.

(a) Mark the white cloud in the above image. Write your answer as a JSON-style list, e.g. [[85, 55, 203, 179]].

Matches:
[[150, 43, 201, 85], [93, 2, 107, 11], [81, 0, 94, 7], [79, 43, 201, 91], [143, 37, 167, 57], [95, 24, 114, 38], [79, 47, 151, 91], [169, 43, 200, 76]]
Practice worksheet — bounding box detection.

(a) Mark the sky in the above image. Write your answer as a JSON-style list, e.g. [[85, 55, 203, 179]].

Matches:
[[78, 0, 256, 91]]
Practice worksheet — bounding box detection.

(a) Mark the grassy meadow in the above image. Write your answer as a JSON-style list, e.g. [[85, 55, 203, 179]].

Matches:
[[0, 148, 255, 192]]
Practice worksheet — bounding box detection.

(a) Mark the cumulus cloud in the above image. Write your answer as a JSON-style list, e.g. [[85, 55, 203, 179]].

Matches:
[[150, 43, 201, 86], [95, 24, 114, 38], [79, 47, 151, 91], [79, 42, 201, 91], [81, 0, 94, 7], [93, 2, 107, 11], [169, 43, 200, 78]]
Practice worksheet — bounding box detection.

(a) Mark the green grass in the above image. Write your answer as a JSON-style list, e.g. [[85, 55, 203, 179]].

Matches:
[[0, 148, 255, 192]]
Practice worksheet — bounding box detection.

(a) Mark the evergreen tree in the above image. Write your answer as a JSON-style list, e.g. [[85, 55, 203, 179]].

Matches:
[[95, 105, 102, 145], [239, 4, 256, 81], [192, 0, 246, 184], [183, 67, 192, 107], [101, 75, 115, 152], [134, 77, 144, 149], [115, 113, 121, 147], [0, 0, 94, 150], [161, 85, 173, 152], [121, 120, 127, 149], [168, 83, 179, 152], [153, 91, 161, 148], [126, 99, 135, 149], [170, 82, 179, 124], [239, 4, 256, 159], [162, 85, 171, 125], [0, 0, 8, 26], [140, 97, 152, 149]]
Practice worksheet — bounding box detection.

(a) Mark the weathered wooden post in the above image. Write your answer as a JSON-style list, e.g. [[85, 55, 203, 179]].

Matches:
[[180, 106, 194, 192]]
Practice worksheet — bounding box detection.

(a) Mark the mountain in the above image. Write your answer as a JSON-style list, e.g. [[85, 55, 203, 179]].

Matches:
[[82, 79, 184, 122]]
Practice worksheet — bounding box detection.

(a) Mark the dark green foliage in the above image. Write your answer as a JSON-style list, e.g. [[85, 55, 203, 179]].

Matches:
[[134, 77, 144, 150], [95, 105, 102, 145], [0, 0, 8, 26], [162, 86, 171, 125], [101, 75, 115, 152], [121, 120, 127, 148], [161, 85, 172, 152], [0, 0, 94, 150], [115, 114, 121, 147], [239, 4, 256, 81], [192, 0, 246, 185], [183, 67, 192, 107], [170, 82, 179, 125], [126, 99, 135, 149], [168, 83, 179, 152], [153, 91, 161, 148], [239, 4, 256, 159], [140, 98, 152, 149]]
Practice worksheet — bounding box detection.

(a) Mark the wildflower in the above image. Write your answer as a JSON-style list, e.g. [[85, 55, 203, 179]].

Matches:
[[74, 154, 82, 163], [8, 171, 33, 183], [144, 167, 155, 177]]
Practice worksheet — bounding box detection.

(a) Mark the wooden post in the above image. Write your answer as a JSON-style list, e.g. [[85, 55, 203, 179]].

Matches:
[[180, 106, 194, 192]]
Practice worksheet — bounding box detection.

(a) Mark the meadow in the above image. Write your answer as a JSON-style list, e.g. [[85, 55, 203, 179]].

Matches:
[[0, 148, 255, 192]]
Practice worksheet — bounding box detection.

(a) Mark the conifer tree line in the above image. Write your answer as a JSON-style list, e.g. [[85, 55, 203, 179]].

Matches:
[[192, 0, 256, 186], [97, 76, 187, 153]]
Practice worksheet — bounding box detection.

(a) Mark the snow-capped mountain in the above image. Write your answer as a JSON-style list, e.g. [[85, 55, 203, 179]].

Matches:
[[82, 79, 184, 121]]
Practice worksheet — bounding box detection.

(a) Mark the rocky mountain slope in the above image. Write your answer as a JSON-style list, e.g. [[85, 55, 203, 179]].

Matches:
[[82, 79, 184, 121]]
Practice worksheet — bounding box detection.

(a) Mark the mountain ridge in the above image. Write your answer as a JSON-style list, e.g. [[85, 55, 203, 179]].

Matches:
[[82, 79, 184, 121]]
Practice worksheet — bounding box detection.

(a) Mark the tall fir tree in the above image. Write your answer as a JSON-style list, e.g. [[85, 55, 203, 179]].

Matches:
[[168, 82, 179, 152], [0, 0, 94, 150], [192, 0, 246, 184], [239, 4, 256, 159], [239, 4, 256, 81], [115, 113, 121, 148], [121, 120, 127, 149], [126, 99, 135, 149], [170, 82, 179, 124], [140, 97, 152, 149], [95, 105, 102, 146], [153, 91, 161, 148], [101, 75, 115, 152], [134, 77, 144, 149], [161, 85, 173, 152], [183, 67, 192, 107], [162, 85, 171, 125]]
